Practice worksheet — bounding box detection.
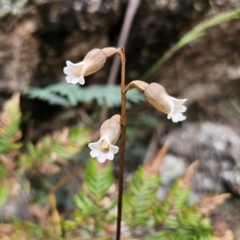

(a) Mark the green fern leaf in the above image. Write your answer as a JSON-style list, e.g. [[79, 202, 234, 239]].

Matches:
[[0, 185, 10, 206], [123, 166, 160, 228], [24, 83, 144, 108], [85, 159, 114, 201], [0, 165, 8, 181], [74, 191, 97, 215]]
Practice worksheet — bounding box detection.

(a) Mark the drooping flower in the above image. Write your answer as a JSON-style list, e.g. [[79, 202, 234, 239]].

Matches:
[[88, 115, 121, 163], [144, 83, 187, 123], [125, 81, 187, 123], [63, 48, 107, 85]]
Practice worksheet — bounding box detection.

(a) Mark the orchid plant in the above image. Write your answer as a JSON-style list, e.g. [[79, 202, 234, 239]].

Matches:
[[63, 47, 187, 240]]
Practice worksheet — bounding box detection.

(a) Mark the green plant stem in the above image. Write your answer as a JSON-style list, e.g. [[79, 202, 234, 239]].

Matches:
[[116, 47, 127, 240], [141, 7, 240, 80]]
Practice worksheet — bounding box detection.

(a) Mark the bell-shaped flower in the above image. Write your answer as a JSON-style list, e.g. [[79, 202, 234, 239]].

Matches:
[[125, 81, 187, 123], [63, 48, 107, 85], [143, 82, 187, 123], [88, 115, 121, 163]]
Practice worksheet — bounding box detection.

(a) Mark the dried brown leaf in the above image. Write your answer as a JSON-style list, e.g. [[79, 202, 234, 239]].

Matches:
[[213, 228, 235, 240], [179, 160, 200, 189], [29, 204, 48, 220], [143, 141, 170, 177], [38, 163, 61, 175], [195, 193, 231, 215], [0, 224, 14, 236], [0, 154, 15, 171], [104, 223, 116, 234]]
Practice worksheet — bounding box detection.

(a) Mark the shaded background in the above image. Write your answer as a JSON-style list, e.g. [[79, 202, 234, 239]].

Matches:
[[1, 0, 240, 238]]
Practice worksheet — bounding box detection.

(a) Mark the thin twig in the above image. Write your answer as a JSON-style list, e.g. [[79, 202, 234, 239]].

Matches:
[[107, 0, 140, 85], [52, 166, 84, 193]]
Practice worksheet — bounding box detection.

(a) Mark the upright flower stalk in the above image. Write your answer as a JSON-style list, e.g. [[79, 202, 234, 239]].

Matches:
[[116, 48, 126, 240], [63, 47, 187, 240]]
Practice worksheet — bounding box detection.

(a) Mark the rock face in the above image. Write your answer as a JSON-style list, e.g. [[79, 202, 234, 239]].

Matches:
[[0, 0, 123, 92], [1, 0, 240, 90], [164, 122, 240, 194]]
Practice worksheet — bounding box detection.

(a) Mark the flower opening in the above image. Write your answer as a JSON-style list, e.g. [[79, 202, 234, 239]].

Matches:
[[63, 61, 86, 85], [88, 115, 121, 163], [88, 137, 119, 163], [167, 97, 187, 123]]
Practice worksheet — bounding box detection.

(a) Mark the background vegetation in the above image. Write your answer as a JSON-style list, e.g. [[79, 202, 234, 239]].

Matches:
[[0, 0, 240, 239]]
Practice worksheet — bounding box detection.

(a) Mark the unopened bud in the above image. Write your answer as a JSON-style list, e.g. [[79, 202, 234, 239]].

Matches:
[[102, 47, 120, 58], [82, 48, 107, 76], [125, 80, 149, 92], [144, 83, 172, 115]]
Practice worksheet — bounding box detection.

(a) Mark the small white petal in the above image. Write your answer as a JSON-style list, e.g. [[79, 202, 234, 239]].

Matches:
[[178, 105, 187, 113], [66, 60, 84, 68], [78, 75, 85, 85], [97, 154, 107, 163], [171, 112, 186, 122], [106, 152, 114, 160], [71, 78, 80, 84], [90, 150, 99, 158], [88, 141, 101, 150], [110, 145, 119, 154], [63, 66, 72, 74], [178, 114, 186, 121], [172, 115, 179, 123], [66, 74, 76, 82], [170, 97, 187, 106]]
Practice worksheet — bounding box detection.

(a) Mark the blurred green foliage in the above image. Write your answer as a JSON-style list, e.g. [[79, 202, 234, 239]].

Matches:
[[24, 82, 144, 108], [0, 93, 229, 240]]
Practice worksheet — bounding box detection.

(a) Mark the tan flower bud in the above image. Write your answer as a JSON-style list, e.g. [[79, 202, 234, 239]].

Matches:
[[100, 114, 121, 146], [144, 83, 172, 115], [125, 80, 149, 92], [82, 48, 107, 76], [102, 47, 119, 58], [110, 114, 121, 123]]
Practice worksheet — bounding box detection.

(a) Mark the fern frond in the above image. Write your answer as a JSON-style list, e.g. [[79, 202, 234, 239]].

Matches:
[[20, 127, 91, 174], [0, 93, 22, 154], [24, 83, 144, 108], [84, 160, 114, 201], [123, 166, 160, 228], [72, 159, 116, 237]]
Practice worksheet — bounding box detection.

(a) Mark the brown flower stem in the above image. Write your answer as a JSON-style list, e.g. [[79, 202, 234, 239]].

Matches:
[[116, 47, 126, 240]]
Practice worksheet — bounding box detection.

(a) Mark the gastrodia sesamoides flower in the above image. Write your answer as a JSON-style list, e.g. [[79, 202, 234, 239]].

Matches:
[[63, 48, 107, 85], [144, 83, 187, 123], [125, 81, 187, 123], [88, 115, 121, 163]]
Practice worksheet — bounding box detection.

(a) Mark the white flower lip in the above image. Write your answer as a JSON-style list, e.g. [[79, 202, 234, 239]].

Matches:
[[88, 137, 119, 163], [167, 97, 187, 123], [63, 60, 86, 85]]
